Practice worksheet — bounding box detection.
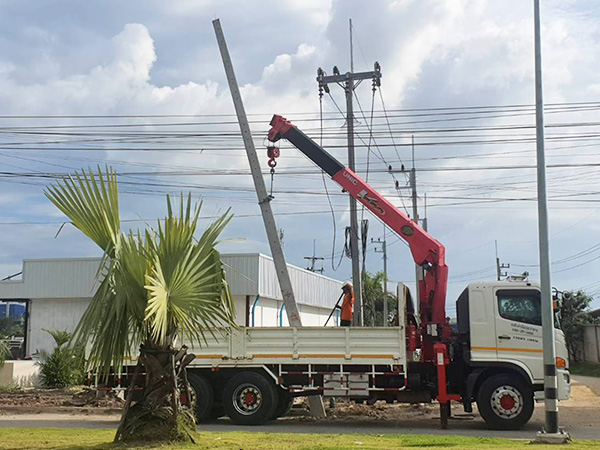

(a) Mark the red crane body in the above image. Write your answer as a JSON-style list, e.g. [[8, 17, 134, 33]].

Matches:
[[268, 115, 450, 360]]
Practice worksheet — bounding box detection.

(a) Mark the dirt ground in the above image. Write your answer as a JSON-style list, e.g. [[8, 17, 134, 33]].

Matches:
[[285, 377, 600, 431], [0, 378, 598, 432], [0, 388, 123, 414]]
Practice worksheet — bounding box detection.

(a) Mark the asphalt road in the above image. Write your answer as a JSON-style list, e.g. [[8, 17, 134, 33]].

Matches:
[[0, 376, 598, 440], [0, 409, 596, 440]]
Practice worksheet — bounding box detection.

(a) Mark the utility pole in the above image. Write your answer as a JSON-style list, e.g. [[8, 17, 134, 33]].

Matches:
[[304, 239, 324, 274], [531, 1, 566, 443], [372, 227, 388, 326], [410, 136, 423, 306], [495, 240, 510, 281], [423, 193, 428, 232], [213, 18, 326, 418], [316, 22, 381, 326]]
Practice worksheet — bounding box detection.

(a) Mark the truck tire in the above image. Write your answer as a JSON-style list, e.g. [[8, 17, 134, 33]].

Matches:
[[223, 372, 278, 425], [187, 373, 215, 423], [208, 403, 225, 420], [476, 374, 534, 430], [271, 389, 293, 419]]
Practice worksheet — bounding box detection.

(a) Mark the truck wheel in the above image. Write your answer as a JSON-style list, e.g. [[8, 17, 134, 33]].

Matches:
[[476, 374, 534, 430], [208, 403, 225, 420], [187, 373, 215, 423], [271, 389, 293, 419], [223, 372, 278, 425]]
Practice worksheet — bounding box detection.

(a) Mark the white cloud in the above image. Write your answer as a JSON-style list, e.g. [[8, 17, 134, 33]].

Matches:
[[0, 1, 599, 306]]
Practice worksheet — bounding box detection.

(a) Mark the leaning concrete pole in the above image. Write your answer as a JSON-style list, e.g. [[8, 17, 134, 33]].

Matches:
[[532, 1, 567, 443], [213, 19, 325, 418]]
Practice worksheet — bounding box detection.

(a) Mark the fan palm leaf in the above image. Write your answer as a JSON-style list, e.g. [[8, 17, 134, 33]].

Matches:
[[44, 168, 236, 378]]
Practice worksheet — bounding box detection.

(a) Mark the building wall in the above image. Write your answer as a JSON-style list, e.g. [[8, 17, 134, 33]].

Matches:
[[26, 295, 337, 354], [27, 297, 91, 355], [583, 324, 600, 363], [1, 256, 343, 355], [255, 254, 342, 309]]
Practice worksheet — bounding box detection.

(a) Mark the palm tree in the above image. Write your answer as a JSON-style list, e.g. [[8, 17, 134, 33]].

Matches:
[[45, 167, 236, 443]]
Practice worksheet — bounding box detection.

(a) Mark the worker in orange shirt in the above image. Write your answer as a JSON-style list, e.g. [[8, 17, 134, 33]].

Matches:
[[337, 281, 355, 326]]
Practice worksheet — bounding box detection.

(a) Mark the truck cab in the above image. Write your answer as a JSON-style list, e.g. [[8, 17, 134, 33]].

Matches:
[[454, 280, 570, 429]]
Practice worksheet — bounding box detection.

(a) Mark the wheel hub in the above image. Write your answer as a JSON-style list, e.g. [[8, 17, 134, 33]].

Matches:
[[491, 385, 523, 419], [243, 392, 257, 406], [499, 394, 515, 411], [233, 384, 262, 415]]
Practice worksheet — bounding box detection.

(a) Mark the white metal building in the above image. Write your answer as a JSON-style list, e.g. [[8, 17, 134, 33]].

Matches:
[[0, 254, 344, 355]]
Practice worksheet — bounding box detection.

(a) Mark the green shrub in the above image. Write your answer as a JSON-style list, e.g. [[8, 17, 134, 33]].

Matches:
[[36, 329, 86, 388], [0, 340, 10, 368], [0, 381, 19, 393]]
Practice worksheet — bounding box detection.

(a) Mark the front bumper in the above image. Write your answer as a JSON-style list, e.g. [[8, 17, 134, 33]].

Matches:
[[558, 369, 571, 400], [534, 369, 571, 401]]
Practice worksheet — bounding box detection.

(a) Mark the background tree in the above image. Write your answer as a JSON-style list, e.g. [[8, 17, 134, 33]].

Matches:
[[558, 290, 597, 362], [0, 316, 24, 339], [45, 167, 236, 443], [361, 271, 397, 326]]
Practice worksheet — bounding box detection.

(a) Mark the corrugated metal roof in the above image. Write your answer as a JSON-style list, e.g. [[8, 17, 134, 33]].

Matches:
[[0, 258, 100, 299], [0, 254, 343, 308]]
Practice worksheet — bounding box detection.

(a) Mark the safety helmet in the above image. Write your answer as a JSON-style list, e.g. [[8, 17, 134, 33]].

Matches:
[[341, 281, 353, 289]]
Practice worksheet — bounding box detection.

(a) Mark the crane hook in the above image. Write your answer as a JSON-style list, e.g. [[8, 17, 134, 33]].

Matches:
[[266, 145, 281, 197]]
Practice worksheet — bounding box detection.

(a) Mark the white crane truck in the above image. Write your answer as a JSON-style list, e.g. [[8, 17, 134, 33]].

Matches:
[[113, 115, 571, 430]]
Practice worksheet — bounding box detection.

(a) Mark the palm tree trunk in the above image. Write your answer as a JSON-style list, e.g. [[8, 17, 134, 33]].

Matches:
[[116, 342, 196, 443]]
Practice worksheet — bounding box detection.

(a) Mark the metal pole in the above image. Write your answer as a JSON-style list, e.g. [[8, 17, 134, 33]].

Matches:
[[382, 227, 388, 327], [349, 19, 354, 73], [423, 193, 428, 232], [532, 0, 560, 438], [346, 78, 363, 326], [213, 19, 302, 328], [213, 18, 326, 419], [410, 136, 422, 306], [495, 240, 501, 281]]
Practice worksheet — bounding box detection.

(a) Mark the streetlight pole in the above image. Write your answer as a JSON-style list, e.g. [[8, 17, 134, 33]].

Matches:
[[532, 1, 568, 443]]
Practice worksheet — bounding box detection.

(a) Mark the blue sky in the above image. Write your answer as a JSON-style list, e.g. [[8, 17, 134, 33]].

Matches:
[[1, 0, 600, 312]]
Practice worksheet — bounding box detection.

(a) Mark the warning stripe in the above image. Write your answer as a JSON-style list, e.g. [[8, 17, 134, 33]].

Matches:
[[193, 353, 397, 359], [472, 346, 543, 354]]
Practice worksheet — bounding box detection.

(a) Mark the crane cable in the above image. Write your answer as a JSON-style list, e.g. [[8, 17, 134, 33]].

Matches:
[[358, 85, 377, 272], [319, 92, 344, 271]]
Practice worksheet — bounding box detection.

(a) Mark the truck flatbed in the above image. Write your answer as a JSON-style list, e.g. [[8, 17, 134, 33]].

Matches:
[[188, 326, 407, 368]]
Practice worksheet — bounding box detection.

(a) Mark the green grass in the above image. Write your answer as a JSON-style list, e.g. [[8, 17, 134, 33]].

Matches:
[[571, 362, 600, 378], [0, 428, 598, 450], [0, 382, 19, 393]]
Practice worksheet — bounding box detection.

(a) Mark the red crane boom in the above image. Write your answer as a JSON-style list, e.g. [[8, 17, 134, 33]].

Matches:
[[268, 115, 449, 359]]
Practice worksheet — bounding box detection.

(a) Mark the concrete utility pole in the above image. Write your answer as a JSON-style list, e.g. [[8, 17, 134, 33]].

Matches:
[[213, 18, 326, 419], [316, 43, 381, 327], [213, 19, 302, 328], [372, 228, 388, 326], [495, 240, 510, 281], [410, 136, 423, 306], [531, 1, 567, 444]]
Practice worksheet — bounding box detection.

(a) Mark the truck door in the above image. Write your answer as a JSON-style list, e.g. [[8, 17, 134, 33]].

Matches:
[[494, 289, 543, 381], [467, 287, 499, 363]]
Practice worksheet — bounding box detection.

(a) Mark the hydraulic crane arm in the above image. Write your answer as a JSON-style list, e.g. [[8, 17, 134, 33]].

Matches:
[[268, 115, 449, 332]]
